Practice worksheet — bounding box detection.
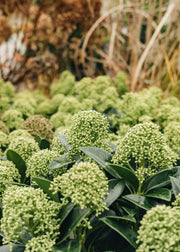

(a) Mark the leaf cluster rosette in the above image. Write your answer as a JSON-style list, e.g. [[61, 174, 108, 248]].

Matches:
[[113, 122, 178, 183], [136, 205, 180, 252], [1, 186, 60, 252]]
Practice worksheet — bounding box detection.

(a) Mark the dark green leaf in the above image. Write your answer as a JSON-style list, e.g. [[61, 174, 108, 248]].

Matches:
[[122, 207, 137, 216], [53, 240, 81, 252], [123, 194, 156, 210], [59, 203, 74, 225], [105, 179, 125, 207], [34, 136, 50, 150], [103, 215, 136, 223], [49, 158, 75, 170], [142, 167, 180, 192], [58, 207, 89, 244], [6, 150, 27, 183], [0, 245, 25, 252], [33, 177, 59, 202], [146, 188, 171, 201], [104, 164, 139, 192], [170, 176, 180, 197], [100, 217, 137, 248], [80, 147, 113, 168]]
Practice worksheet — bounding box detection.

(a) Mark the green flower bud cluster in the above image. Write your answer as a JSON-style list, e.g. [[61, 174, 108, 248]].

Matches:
[[72, 77, 93, 101], [51, 94, 65, 113], [7, 136, 40, 161], [0, 121, 9, 134], [25, 235, 56, 252], [0, 97, 10, 114], [9, 129, 33, 141], [0, 131, 9, 151], [66, 110, 110, 156], [113, 123, 178, 183], [15, 90, 37, 108], [164, 122, 180, 154], [172, 193, 180, 207], [136, 205, 180, 252], [51, 162, 108, 216], [35, 99, 55, 116], [51, 132, 66, 156], [0, 160, 20, 194], [50, 111, 72, 129], [50, 70, 75, 96], [26, 149, 60, 179], [1, 186, 60, 251], [0, 79, 15, 99], [12, 99, 35, 119], [113, 71, 128, 96], [22, 115, 54, 142], [2, 109, 24, 131]]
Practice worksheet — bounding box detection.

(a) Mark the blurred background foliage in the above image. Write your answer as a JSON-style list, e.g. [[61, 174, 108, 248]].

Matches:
[[0, 0, 179, 96]]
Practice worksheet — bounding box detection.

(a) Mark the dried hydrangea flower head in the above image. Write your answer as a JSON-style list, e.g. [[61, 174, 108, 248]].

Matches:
[[66, 110, 110, 156], [2, 109, 24, 131], [1, 186, 60, 251], [26, 149, 62, 179], [21, 115, 54, 142], [136, 205, 180, 252], [113, 122, 178, 183], [6, 136, 40, 161], [51, 162, 108, 216], [0, 160, 20, 195]]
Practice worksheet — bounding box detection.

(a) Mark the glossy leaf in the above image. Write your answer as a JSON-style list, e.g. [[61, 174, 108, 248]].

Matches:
[[34, 136, 50, 149], [53, 240, 81, 252], [142, 166, 180, 192], [105, 179, 125, 207], [146, 188, 171, 201], [100, 217, 137, 248], [104, 164, 139, 192], [33, 177, 59, 202], [80, 147, 113, 168], [6, 150, 27, 183], [103, 215, 136, 223], [49, 158, 75, 170], [59, 202, 74, 225], [57, 135, 70, 151], [170, 176, 180, 197], [57, 207, 89, 244], [123, 194, 156, 210]]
